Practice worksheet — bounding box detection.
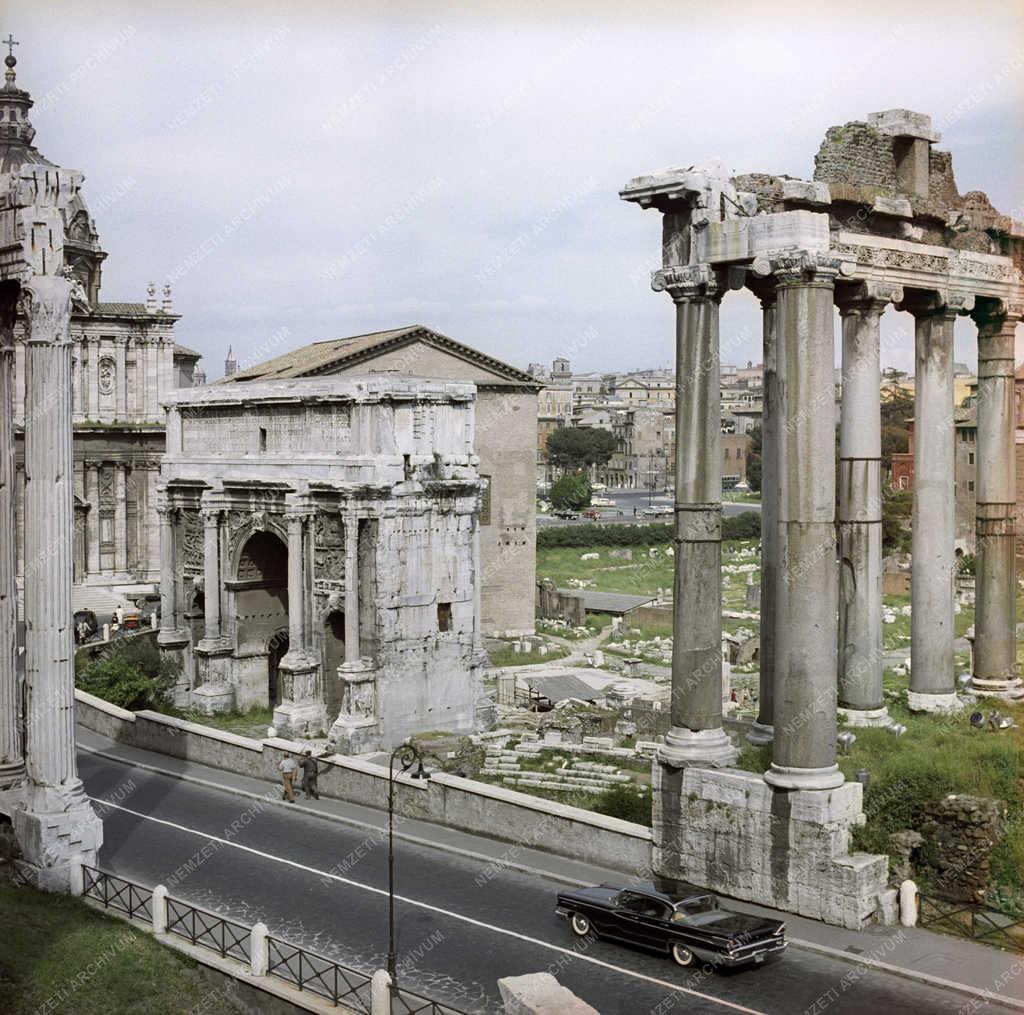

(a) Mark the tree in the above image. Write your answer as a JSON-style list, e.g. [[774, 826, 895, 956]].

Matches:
[[879, 376, 914, 478], [881, 488, 912, 553], [745, 425, 762, 492], [545, 427, 617, 473], [549, 473, 592, 511]]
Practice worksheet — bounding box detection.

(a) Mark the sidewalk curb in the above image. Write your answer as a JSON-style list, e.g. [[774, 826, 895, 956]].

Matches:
[[786, 937, 1024, 1012], [79, 741, 1024, 1013]]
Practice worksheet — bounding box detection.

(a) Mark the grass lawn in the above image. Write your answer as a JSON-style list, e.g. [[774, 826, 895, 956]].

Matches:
[[0, 882, 244, 1015], [723, 491, 762, 504], [165, 705, 275, 738], [486, 642, 571, 667], [736, 682, 1024, 914]]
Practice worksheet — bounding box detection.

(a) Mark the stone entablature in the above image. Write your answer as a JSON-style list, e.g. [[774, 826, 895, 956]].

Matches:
[[158, 377, 486, 751]]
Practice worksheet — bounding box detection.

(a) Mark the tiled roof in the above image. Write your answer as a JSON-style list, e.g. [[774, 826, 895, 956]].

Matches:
[[224, 325, 540, 388], [91, 302, 149, 316], [173, 343, 202, 359]]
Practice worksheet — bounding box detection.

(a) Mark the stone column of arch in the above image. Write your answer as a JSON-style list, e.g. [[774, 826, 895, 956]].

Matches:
[[199, 506, 223, 646], [905, 292, 971, 712], [971, 299, 1023, 696], [836, 282, 902, 726], [755, 252, 846, 791], [747, 284, 778, 746], [342, 511, 361, 666], [654, 263, 736, 768], [0, 282, 22, 789], [14, 275, 102, 888]]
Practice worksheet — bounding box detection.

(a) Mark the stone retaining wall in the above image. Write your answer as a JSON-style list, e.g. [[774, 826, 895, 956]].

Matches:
[[75, 690, 651, 876]]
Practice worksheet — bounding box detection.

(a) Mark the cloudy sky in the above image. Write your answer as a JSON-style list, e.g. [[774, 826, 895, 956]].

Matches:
[[14, 0, 1024, 378]]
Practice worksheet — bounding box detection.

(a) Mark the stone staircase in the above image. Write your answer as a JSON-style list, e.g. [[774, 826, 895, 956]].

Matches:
[[71, 585, 132, 618], [482, 745, 635, 795]]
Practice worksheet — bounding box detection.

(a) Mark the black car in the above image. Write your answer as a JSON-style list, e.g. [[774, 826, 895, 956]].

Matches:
[[555, 880, 786, 969]]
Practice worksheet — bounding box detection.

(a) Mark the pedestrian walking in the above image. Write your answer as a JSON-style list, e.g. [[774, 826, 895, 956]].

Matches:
[[278, 753, 298, 802], [299, 749, 323, 800]]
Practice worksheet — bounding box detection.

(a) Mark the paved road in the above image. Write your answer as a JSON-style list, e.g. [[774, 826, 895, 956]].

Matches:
[[79, 751, 1012, 1015]]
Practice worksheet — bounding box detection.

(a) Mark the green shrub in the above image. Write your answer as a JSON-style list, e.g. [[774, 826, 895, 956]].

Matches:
[[591, 783, 652, 825], [549, 474, 592, 510], [76, 638, 179, 711]]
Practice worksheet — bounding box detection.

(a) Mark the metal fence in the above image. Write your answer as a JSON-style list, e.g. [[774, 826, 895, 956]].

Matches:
[[81, 865, 468, 1013], [918, 891, 1024, 951]]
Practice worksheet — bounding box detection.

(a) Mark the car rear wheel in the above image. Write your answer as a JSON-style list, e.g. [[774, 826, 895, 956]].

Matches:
[[570, 913, 592, 938], [671, 943, 694, 967]]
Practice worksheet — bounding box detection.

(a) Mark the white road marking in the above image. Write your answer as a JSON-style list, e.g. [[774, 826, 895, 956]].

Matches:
[[91, 796, 766, 1015]]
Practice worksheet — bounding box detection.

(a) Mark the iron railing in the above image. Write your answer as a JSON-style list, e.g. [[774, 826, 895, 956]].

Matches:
[[80, 865, 469, 1012], [82, 866, 153, 922], [166, 897, 251, 963], [918, 891, 1024, 951]]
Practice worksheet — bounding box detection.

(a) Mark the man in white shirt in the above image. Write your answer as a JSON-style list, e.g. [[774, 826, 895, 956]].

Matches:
[[278, 753, 299, 803]]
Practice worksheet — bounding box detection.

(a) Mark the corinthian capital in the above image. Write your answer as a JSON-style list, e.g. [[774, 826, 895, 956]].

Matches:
[[20, 276, 74, 345], [651, 263, 723, 302], [751, 249, 857, 285]]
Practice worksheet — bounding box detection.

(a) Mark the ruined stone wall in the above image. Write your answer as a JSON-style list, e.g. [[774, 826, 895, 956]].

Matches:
[[373, 498, 482, 744], [813, 123, 899, 190], [917, 794, 1006, 901]]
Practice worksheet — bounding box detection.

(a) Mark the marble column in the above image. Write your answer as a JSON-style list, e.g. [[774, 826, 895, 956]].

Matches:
[[836, 283, 901, 726], [343, 513, 360, 665], [85, 463, 101, 576], [757, 252, 845, 791], [971, 300, 1022, 696], [654, 263, 736, 767], [199, 508, 222, 645], [14, 275, 102, 888], [156, 502, 183, 642], [277, 506, 324, 736], [748, 286, 778, 746], [906, 294, 970, 712], [0, 282, 23, 788], [113, 463, 128, 574]]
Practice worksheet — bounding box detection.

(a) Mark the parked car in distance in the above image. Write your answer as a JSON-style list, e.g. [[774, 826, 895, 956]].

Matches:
[[555, 880, 786, 969], [73, 609, 98, 644], [553, 509, 579, 520], [582, 509, 601, 520]]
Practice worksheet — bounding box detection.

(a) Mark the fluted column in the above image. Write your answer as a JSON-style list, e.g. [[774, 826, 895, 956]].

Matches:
[[756, 252, 847, 791], [113, 463, 128, 574], [157, 500, 187, 646], [836, 282, 902, 725], [0, 282, 23, 788], [87, 337, 99, 418], [748, 286, 778, 746], [199, 507, 222, 644], [906, 293, 970, 712], [286, 513, 305, 656], [971, 299, 1022, 695], [343, 512, 360, 665], [653, 264, 735, 768], [85, 463, 101, 575]]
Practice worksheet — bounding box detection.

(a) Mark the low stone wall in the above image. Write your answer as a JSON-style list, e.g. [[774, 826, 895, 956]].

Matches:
[[653, 765, 895, 929], [627, 604, 673, 633], [75, 691, 651, 876]]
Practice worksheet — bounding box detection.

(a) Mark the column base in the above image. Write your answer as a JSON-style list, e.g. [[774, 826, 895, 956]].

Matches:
[[273, 700, 327, 739], [0, 760, 26, 792], [157, 626, 190, 650], [658, 726, 737, 769], [838, 706, 892, 728], [763, 763, 845, 791], [190, 683, 236, 715], [907, 690, 964, 713], [746, 720, 774, 746], [967, 677, 1024, 701], [11, 781, 103, 893]]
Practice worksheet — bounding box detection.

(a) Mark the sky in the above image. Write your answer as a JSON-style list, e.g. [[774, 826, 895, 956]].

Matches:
[[12, 0, 1024, 379]]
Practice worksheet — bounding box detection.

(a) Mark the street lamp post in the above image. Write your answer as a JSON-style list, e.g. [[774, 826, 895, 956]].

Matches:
[[387, 741, 431, 996]]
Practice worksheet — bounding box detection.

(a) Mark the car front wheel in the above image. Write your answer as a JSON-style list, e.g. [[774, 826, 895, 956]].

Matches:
[[570, 913, 592, 938], [671, 943, 694, 967]]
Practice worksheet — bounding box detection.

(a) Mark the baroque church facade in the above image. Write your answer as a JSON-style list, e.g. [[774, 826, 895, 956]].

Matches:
[[2, 54, 200, 611]]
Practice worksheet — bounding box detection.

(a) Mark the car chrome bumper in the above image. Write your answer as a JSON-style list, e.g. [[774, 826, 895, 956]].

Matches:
[[554, 906, 571, 920], [711, 939, 787, 967]]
